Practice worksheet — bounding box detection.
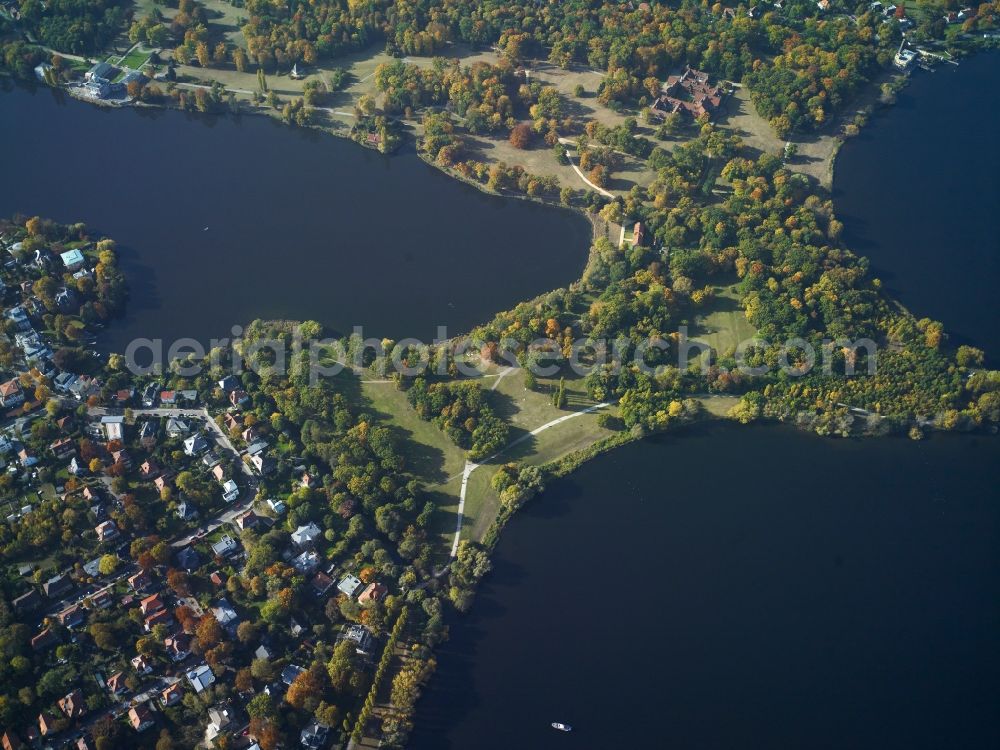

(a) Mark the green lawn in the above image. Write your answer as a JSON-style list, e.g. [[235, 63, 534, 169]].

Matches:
[[118, 48, 151, 71], [689, 280, 756, 358]]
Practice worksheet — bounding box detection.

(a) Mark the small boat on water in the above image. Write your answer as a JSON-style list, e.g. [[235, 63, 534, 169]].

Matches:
[[551, 722, 572, 732]]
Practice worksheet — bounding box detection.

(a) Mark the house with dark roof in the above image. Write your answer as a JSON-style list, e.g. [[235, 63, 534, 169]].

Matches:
[[650, 66, 726, 121], [13, 588, 41, 614], [176, 546, 201, 571], [32, 628, 59, 651], [43, 573, 73, 599], [58, 689, 86, 719]]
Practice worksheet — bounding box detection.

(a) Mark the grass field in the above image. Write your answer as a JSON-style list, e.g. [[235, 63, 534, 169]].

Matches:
[[118, 48, 151, 70], [689, 280, 757, 358], [457, 370, 619, 543]]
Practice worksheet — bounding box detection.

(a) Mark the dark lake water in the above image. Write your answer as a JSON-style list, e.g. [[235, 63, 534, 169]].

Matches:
[[412, 425, 1000, 750], [835, 53, 1000, 357], [0, 83, 591, 352]]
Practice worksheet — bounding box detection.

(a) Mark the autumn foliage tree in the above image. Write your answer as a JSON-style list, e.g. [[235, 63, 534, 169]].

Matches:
[[508, 123, 533, 149]]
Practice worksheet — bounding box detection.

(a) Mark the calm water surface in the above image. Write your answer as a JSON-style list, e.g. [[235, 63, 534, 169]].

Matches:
[[412, 426, 1000, 749], [835, 53, 1000, 356], [0, 83, 591, 352]]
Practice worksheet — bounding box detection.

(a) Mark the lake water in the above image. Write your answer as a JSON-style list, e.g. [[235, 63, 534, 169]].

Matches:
[[411, 425, 1000, 750], [0, 83, 591, 352], [835, 53, 1000, 357]]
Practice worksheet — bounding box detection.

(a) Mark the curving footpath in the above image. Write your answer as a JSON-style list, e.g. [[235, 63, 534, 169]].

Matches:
[[449, 399, 610, 557]]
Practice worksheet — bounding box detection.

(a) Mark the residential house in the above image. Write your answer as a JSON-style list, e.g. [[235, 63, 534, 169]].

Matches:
[[68, 456, 86, 476], [58, 689, 86, 719], [54, 286, 78, 312], [358, 582, 387, 606], [145, 609, 173, 631], [140, 593, 165, 616], [176, 501, 197, 521], [85, 61, 114, 82], [267, 497, 288, 515], [165, 416, 190, 437], [291, 522, 322, 549], [131, 654, 153, 675], [53, 371, 78, 393], [300, 472, 317, 488], [211, 463, 226, 483], [186, 664, 216, 693], [241, 426, 260, 443], [281, 664, 305, 686], [209, 570, 226, 588], [13, 588, 41, 614], [292, 550, 320, 574], [111, 449, 132, 469], [340, 623, 375, 655], [0, 379, 24, 409], [205, 703, 236, 743], [31, 628, 59, 651], [68, 375, 100, 401], [212, 599, 240, 635], [161, 682, 183, 707], [128, 570, 153, 591], [311, 572, 334, 596], [633, 221, 645, 246], [140, 459, 160, 478], [202, 451, 220, 468], [138, 420, 158, 449], [106, 671, 127, 696], [218, 376, 240, 392], [176, 546, 201, 571], [1, 733, 23, 750], [249, 452, 275, 475], [221, 479, 240, 503], [234, 510, 259, 531], [154, 473, 174, 494], [301, 721, 330, 750], [159, 390, 177, 406], [229, 389, 250, 407], [101, 415, 125, 442], [141, 383, 159, 407], [95, 520, 119, 542], [246, 440, 268, 457], [211, 535, 239, 558], [223, 412, 242, 431], [165, 633, 192, 662], [37, 713, 57, 737], [49, 438, 74, 459], [184, 434, 209, 456], [57, 603, 86, 628], [337, 574, 363, 598], [43, 573, 73, 599], [89, 587, 114, 610], [128, 703, 155, 733]]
